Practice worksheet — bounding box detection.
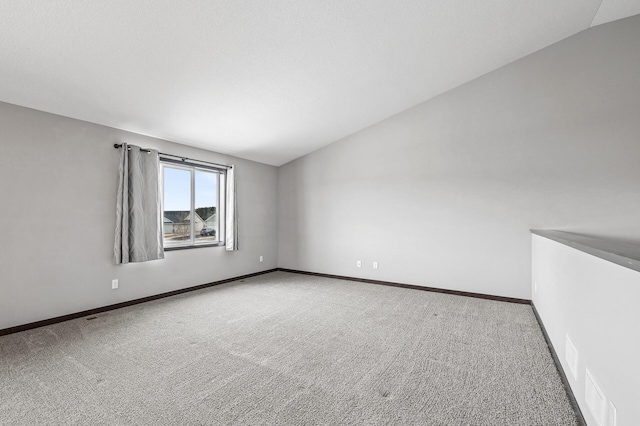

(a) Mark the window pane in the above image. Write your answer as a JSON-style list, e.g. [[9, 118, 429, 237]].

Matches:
[[195, 170, 218, 243], [163, 167, 192, 245]]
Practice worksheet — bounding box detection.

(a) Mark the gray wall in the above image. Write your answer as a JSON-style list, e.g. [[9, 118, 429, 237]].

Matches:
[[278, 16, 640, 299], [532, 235, 640, 425], [2, 15, 640, 328], [0, 102, 278, 330]]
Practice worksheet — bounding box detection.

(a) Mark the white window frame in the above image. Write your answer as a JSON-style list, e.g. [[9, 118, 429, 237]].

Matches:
[[160, 158, 226, 250]]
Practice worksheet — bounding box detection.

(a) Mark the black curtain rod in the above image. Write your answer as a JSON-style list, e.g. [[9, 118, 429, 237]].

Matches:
[[113, 143, 231, 169]]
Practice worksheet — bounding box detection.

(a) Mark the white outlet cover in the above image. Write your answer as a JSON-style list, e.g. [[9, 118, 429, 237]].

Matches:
[[111, 279, 119, 289], [565, 335, 578, 381], [373, 261, 378, 269], [356, 260, 361, 268], [585, 369, 607, 426]]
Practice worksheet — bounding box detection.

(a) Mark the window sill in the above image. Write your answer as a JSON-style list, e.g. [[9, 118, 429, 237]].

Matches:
[[164, 242, 225, 251]]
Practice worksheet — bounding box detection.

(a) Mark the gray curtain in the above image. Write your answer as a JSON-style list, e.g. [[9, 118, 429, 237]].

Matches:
[[225, 165, 238, 251], [114, 144, 164, 264]]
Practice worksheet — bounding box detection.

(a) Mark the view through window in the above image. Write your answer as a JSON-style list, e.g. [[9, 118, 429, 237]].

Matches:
[[162, 161, 222, 248]]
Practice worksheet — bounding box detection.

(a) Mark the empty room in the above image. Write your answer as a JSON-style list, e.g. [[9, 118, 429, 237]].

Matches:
[[1, 1, 639, 425]]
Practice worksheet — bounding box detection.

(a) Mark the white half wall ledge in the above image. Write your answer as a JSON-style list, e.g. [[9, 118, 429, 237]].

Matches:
[[530, 229, 640, 273], [531, 232, 640, 426]]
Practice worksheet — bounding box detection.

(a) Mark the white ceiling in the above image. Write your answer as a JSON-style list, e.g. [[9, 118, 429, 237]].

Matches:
[[1, 1, 639, 166]]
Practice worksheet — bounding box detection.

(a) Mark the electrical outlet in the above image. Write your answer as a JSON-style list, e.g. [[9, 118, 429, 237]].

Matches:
[[534, 281, 538, 293], [111, 279, 119, 290], [259, 255, 263, 262], [373, 261, 378, 269], [356, 260, 361, 268]]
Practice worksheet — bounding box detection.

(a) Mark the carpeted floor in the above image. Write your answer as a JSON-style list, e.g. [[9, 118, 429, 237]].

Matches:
[[0, 271, 578, 425]]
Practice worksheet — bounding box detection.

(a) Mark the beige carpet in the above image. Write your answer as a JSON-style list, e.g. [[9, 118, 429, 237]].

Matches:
[[0, 271, 578, 425]]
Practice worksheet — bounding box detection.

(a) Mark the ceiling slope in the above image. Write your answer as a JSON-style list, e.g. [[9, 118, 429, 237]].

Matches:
[[591, 0, 640, 26], [0, 1, 637, 165]]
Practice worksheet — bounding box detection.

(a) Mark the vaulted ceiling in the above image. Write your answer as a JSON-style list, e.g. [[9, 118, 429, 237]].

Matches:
[[1, 1, 639, 165]]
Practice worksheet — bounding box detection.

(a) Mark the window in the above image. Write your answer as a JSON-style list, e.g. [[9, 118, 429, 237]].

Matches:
[[161, 158, 225, 249]]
